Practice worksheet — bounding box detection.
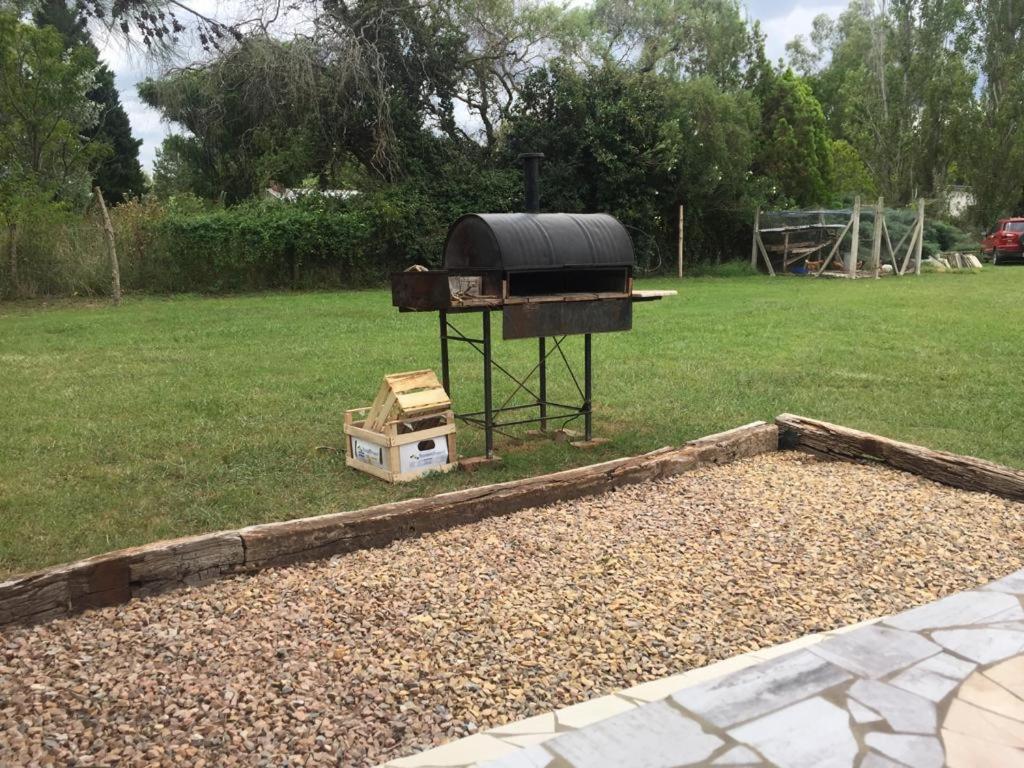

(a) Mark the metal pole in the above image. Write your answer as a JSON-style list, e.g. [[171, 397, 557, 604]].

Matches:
[[483, 310, 493, 458], [518, 153, 544, 213], [583, 333, 592, 442], [538, 336, 547, 432], [439, 310, 450, 397]]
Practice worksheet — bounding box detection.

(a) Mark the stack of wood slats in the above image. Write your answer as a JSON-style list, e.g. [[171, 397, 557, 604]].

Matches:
[[364, 370, 451, 433]]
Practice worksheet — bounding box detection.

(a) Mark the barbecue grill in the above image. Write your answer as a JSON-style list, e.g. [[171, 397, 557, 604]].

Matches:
[[390, 153, 672, 459]]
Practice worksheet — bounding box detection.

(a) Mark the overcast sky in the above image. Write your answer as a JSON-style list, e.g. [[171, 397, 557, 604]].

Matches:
[[97, 0, 847, 173]]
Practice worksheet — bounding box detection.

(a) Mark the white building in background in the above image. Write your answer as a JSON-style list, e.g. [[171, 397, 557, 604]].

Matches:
[[264, 183, 359, 202], [944, 185, 975, 218]]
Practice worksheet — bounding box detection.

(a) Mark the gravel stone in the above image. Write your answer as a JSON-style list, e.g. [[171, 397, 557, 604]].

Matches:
[[1, 452, 1022, 766]]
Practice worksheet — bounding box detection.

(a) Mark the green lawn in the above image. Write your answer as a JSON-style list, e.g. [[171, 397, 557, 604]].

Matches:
[[2, 269, 1022, 576]]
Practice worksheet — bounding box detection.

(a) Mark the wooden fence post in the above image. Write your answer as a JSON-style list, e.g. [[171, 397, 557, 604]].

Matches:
[[6, 223, 16, 297], [847, 195, 861, 278], [677, 204, 684, 278], [751, 207, 760, 270], [915, 197, 925, 276], [94, 187, 121, 306], [871, 197, 884, 277]]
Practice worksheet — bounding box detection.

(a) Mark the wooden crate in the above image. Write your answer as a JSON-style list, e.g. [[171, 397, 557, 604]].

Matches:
[[344, 408, 457, 483]]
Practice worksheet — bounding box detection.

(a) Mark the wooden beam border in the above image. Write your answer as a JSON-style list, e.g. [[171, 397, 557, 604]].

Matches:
[[776, 413, 1024, 502], [0, 421, 779, 628]]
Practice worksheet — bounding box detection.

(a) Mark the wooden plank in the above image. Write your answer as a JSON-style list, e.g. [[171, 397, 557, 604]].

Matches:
[[847, 195, 861, 277], [871, 197, 884, 276], [0, 422, 778, 627], [677, 204, 684, 278], [394, 388, 451, 415], [364, 380, 393, 433], [756, 232, 775, 277], [385, 370, 438, 392], [0, 532, 244, 627], [127, 532, 245, 597], [751, 207, 760, 269], [776, 414, 1024, 502], [631, 290, 678, 299], [915, 197, 925, 275], [815, 219, 853, 276], [240, 421, 779, 570], [881, 217, 900, 275]]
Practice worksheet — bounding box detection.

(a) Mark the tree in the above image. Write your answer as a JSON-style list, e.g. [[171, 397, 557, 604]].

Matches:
[[589, 0, 755, 89], [448, 0, 589, 148], [787, 0, 975, 205], [0, 12, 100, 294], [830, 139, 877, 200], [963, 0, 1024, 222], [752, 70, 832, 206], [33, 0, 146, 202], [506, 61, 758, 265]]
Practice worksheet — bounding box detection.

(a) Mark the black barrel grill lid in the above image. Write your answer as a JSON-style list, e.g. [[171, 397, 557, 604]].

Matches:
[[444, 213, 635, 272]]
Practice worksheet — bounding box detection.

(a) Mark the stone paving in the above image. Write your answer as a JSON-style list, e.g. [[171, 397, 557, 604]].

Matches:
[[380, 569, 1024, 768]]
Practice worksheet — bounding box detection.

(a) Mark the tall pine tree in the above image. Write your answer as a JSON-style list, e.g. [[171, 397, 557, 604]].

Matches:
[[34, 0, 146, 203]]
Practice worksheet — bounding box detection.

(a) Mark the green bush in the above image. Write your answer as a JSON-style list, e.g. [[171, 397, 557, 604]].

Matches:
[[0, 167, 520, 297]]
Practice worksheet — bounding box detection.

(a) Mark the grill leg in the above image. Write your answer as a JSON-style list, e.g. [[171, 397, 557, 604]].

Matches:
[[483, 310, 494, 458], [583, 333, 593, 442], [439, 310, 450, 397], [538, 337, 547, 432]]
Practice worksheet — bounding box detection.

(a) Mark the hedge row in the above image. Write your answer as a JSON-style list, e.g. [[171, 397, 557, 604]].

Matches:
[[2, 170, 522, 298]]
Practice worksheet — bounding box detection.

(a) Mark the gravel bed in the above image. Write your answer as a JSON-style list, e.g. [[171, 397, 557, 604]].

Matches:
[[3, 452, 1023, 767]]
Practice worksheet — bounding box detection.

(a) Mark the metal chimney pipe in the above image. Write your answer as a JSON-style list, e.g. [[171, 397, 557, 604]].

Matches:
[[518, 152, 544, 213]]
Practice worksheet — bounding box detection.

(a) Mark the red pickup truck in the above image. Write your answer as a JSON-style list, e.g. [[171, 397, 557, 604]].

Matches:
[[981, 218, 1024, 264]]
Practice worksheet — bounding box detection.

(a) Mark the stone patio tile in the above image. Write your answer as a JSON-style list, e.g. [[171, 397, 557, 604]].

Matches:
[[478, 745, 554, 768], [885, 591, 1024, 632], [981, 570, 1024, 595], [672, 649, 851, 728], [915, 651, 978, 679], [728, 696, 857, 768], [847, 699, 883, 724], [545, 699, 722, 768], [943, 698, 1024, 748], [619, 672, 703, 703], [388, 734, 516, 767], [553, 694, 636, 730], [890, 663, 964, 703], [958, 671, 1024, 721], [983, 655, 1024, 696], [863, 733, 944, 768], [942, 728, 1024, 768], [859, 754, 905, 768], [809, 625, 940, 679], [493, 733, 557, 749], [677, 653, 763, 686], [889, 652, 976, 703], [932, 629, 1024, 665], [848, 679, 937, 734], [826, 617, 884, 636], [747, 633, 826, 661], [487, 713, 557, 737], [711, 745, 763, 765]]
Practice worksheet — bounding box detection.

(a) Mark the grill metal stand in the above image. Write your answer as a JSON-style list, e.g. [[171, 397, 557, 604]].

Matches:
[[440, 309, 593, 459]]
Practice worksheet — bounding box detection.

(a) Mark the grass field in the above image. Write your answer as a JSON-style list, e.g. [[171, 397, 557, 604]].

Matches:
[[2, 269, 1022, 576]]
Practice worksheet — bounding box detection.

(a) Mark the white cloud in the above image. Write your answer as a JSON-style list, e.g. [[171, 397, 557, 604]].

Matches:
[[757, 3, 845, 64], [99, 1, 848, 172]]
